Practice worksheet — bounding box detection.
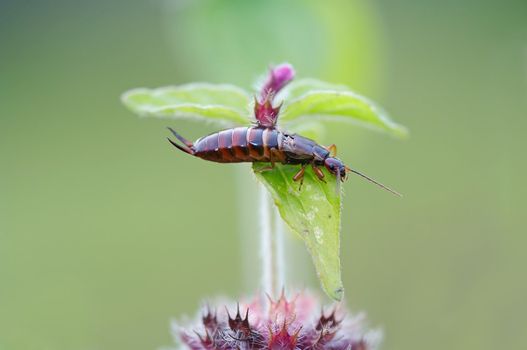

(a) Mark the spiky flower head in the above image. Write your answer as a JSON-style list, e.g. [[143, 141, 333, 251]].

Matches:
[[174, 291, 381, 350]]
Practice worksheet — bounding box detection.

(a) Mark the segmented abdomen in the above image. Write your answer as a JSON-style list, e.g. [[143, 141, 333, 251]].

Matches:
[[193, 127, 285, 163]]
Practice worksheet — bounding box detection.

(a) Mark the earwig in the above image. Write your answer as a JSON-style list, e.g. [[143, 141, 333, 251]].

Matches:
[[167, 126, 400, 196]]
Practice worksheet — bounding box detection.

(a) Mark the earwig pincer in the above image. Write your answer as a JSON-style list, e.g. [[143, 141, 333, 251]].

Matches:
[[167, 66, 400, 196]]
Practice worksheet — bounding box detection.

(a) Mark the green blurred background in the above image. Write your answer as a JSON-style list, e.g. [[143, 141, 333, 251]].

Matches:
[[1, 0, 526, 349]]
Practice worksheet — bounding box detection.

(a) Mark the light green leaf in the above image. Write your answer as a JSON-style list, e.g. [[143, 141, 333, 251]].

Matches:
[[280, 89, 408, 137], [278, 78, 349, 101], [121, 83, 251, 126], [253, 163, 343, 301], [285, 120, 326, 141]]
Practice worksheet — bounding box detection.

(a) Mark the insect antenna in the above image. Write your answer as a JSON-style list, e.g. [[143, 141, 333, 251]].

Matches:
[[345, 166, 402, 197]]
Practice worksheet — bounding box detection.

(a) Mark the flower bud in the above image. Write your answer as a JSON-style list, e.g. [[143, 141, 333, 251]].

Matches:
[[255, 63, 295, 127], [260, 63, 296, 101], [254, 96, 282, 128]]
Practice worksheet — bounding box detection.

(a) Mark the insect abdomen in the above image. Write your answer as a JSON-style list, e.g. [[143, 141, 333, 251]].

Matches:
[[193, 127, 283, 163]]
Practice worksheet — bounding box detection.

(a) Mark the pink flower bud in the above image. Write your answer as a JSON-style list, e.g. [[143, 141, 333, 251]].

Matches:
[[255, 63, 295, 127], [254, 96, 282, 128], [260, 63, 296, 101]]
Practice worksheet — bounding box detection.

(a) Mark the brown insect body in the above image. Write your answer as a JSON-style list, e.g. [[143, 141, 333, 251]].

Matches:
[[192, 126, 286, 164], [168, 125, 400, 195], [192, 126, 329, 165], [168, 125, 348, 184]]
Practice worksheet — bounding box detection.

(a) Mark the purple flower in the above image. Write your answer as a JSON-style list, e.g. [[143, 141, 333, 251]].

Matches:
[[255, 63, 295, 127], [254, 96, 282, 128], [174, 291, 381, 350], [260, 63, 296, 101]]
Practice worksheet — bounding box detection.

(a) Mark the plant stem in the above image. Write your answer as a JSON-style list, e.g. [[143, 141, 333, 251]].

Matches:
[[259, 184, 284, 300], [273, 205, 285, 295]]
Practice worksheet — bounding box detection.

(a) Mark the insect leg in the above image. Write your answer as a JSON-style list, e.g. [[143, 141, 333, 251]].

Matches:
[[255, 165, 274, 172], [254, 149, 277, 172], [325, 144, 337, 157], [312, 163, 327, 183], [293, 163, 307, 190], [269, 148, 279, 168]]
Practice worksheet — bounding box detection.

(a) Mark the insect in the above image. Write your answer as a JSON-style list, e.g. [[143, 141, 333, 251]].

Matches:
[[167, 96, 400, 196]]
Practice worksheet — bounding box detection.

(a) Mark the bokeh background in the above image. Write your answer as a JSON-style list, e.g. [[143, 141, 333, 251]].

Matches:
[[1, 0, 526, 349]]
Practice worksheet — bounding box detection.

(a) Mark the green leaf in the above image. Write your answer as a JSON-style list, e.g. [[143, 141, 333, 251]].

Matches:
[[121, 83, 251, 126], [122, 76, 407, 301], [278, 78, 350, 101], [285, 120, 326, 141], [253, 163, 344, 301], [280, 89, 408, 137]]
